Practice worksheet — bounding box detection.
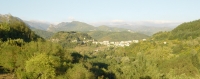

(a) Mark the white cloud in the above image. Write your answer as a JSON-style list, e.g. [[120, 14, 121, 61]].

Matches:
[[68, 16, 75, 21]]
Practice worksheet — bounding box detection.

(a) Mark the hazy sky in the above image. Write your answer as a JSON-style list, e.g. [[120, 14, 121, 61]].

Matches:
[[1, 0, 200, 24]]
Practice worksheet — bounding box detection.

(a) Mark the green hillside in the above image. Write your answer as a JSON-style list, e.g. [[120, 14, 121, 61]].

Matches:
[[49, 31, 93, 47], [87, 31, 149, 41], [47, 21, 95, 32], [0, 14, 40, 42], [170, 19, 200, 40], [1, 15, 200, 79], [152, 19, 200, 40], [30, 27, 54, 39], [47, 21, 129, 32]]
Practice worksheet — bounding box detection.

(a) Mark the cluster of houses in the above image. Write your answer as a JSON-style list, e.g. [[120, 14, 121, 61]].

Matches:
[[51, 38, 150, 47], [92, 39, 144, 47], [70, 38, 147, 47]]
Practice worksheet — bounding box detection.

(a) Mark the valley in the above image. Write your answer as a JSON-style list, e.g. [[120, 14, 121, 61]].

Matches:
[[1, 14, 200, 79]]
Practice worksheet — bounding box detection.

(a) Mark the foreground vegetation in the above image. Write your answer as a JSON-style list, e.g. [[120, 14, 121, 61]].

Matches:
[[1, 14, 200, 79], [1, 36, 200, 79]]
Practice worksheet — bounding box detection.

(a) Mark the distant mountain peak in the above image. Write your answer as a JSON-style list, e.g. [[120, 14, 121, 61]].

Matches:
[[47, 21, 128, 32]]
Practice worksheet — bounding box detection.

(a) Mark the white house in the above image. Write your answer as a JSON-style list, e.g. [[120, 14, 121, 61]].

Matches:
[[143, 39, 147, 41], [133, 40, 139, 43], [92, 41, 98, 44], [110, 42, 115, 45], [164, 42, 167, 44]]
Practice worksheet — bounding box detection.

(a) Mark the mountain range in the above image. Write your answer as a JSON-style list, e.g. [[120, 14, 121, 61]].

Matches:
[[1, 14, 180, 42], [24, 21, 50, 30], [46, 21, 128, 32], [25, 20, 175, 36]]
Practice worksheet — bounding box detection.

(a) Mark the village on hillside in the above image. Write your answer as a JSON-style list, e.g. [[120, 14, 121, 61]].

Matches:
[[51, 37, 148, 47], [91, 39, 147, 47]]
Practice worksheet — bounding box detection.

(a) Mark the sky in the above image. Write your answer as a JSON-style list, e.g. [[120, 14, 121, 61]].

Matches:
[[1, 0, 200, 26]]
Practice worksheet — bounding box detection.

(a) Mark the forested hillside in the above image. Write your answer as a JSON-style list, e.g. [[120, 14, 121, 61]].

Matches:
[[49, 31, 94, 48], [30, 27, 54, 39], [170, 19, 200, 40], [87, 31, 149, 41], [1, 15, 200, 79], [152, 19, 200, 40], [0, 14, 41, 42]]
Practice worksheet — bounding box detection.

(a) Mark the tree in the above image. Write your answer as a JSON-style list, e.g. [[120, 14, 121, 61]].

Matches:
[[25, 53, 60, 79], [66, 63, 95, 79]]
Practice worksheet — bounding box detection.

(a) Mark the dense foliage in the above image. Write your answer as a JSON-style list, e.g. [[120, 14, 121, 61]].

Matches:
[[1, 15, 200, 79], [170, 19, 200, 40], [49, 31, 94, 48], [0, 14, 40, 42], [153, 19, 200, 40]]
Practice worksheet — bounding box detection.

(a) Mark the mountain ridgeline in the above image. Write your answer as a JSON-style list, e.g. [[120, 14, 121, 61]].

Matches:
[[47, 21, 128, 32], [45, 21, 149, 41], [48, 21, 94, 32], [152, 19, 200, 40], [24, 20, 149, 41], [0, 14, 41, 42], [170, 19, 200, 40], [24, 21, 50, 30]]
